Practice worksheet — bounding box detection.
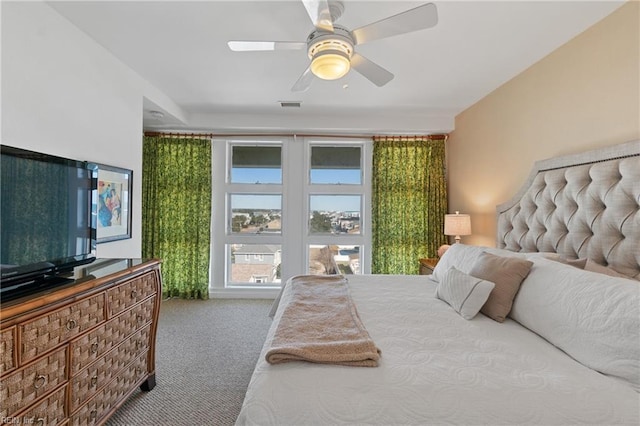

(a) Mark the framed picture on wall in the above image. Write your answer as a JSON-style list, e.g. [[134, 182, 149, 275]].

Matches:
[[89, 163, 133, 243]]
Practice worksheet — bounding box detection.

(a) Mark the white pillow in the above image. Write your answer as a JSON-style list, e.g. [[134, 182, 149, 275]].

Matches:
[[431, 244, 486, 282], [436, 266, 495, 320], [510, 257, 640, 391]]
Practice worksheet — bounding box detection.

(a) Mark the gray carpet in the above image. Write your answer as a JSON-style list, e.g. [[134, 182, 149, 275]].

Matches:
[[106, 298, 273, 426]]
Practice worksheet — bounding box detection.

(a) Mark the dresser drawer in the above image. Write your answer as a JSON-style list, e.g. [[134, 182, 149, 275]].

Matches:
[[107, 272, 158, 317], [70, 352, 148, 426], [0, 347, 67, 417], [15, 384, 67, 426], [20, 293, 105, 364], [1, 326, 16, 375], [69, 325, 151, 411], [69, 296, 155, 375]]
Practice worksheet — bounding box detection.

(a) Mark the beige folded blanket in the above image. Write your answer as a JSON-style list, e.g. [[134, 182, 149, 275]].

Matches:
[[265, 274, 381, 367]]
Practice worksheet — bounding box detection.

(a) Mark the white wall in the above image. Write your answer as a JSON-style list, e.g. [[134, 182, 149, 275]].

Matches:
[[1, 2, 182, 258]]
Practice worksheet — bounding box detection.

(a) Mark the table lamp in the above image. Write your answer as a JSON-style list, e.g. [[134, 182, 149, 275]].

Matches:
[[444, 211, 471, 244]]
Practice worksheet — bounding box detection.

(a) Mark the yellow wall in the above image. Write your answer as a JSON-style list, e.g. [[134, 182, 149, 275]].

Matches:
[[447, 1, 640, 247]]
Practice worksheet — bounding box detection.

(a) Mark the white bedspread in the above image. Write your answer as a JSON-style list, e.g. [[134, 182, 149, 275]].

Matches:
[[236, 274, 640, 425]]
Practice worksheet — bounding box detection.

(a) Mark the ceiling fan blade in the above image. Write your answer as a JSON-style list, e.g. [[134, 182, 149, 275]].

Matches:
[[351, 53, 394, 87], [291, 66, 314, 92], [351, 3, 438, 45], [301, 0, 334, 32], [228, 41, 306, 52]]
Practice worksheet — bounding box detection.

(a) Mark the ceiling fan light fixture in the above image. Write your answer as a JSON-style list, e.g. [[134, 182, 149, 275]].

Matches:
[[310, 49, 350, 80], [308, 34, 353, 80]]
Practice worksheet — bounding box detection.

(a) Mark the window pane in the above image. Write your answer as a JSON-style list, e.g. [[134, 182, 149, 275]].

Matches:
[[309, 195, 360, 235], [309, 245, 360, 275], [230, 194, 281, 234], [231, 146, 281, 183], [228, 244, 281, 285], [310, 146, 361, 184]]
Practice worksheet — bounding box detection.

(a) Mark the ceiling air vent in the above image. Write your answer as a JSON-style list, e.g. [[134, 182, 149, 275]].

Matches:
[[280, 101, 302, 108]]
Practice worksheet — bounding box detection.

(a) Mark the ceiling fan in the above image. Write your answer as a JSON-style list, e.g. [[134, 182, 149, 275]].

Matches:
[[228, 0, 438, 92]]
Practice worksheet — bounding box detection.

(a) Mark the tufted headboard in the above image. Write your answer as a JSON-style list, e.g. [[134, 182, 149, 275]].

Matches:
[[497, 140, 640, 280]]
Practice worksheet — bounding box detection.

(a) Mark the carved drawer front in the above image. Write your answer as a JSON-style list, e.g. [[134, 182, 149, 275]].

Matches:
[[20, 293, 105, 364], [69, 296, 155, 375], [16, 384, 67, 426], [107, 272, 157, 317], [0, 347, 67, 417], [70, 352, 148, 426], [128, 295, 155, 331], [1, 326, 16, 375], [69, 325, 151, 411]]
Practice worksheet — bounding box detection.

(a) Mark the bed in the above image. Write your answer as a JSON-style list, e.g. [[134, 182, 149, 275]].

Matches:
[[236, 140, 640, 425]]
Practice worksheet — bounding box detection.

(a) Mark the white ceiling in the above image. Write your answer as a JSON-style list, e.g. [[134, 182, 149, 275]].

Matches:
[[48, 0, 624, 134]]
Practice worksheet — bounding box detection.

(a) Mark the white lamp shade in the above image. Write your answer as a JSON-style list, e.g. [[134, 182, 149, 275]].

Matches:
[[444, 212, 471, 237]]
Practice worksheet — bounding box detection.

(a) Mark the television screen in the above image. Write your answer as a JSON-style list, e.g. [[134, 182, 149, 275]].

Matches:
[[1, 145, 96, 291]]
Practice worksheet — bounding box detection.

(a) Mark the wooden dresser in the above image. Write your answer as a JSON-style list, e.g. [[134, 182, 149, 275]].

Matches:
[[0, 258, 162, 426]]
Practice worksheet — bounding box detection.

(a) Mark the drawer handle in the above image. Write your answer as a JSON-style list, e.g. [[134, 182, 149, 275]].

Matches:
[[90, 342, 99, 353], [130, 289, 138, 299], [89, 409, 98, 420], [136, 314, 144, 323], [66, 318, 77, 331], [33, 374, 47, 389], [35, 418, 45, 426], [90, 375, 98, 387]]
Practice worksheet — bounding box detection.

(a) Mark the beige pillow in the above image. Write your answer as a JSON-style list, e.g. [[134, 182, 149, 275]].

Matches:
[[546, 256, 588, 269], [564, 258, 588, 269], [469, 252, 533, 323], [584, 259, 632, 279]]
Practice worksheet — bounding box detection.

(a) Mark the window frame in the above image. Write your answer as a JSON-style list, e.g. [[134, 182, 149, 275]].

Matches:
[[210, 136, 371, 297]]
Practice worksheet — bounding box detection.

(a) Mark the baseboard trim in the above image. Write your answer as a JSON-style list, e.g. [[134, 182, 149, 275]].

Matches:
[[209, 288, 279, 299]]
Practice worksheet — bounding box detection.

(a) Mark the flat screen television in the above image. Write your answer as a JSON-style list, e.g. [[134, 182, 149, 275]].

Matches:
[[1, 145, 96, 301]]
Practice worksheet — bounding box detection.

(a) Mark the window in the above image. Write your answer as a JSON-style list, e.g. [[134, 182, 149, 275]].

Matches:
[[310, 146, 361, 184], [227, 244, 281, 285], [230, 194, 281, 234], [211, 137, 371, 295], [309, 195, 361, 235], [305, 142, 368, 278], [309, 244, 361, 275], [231, 145, 281, 184]]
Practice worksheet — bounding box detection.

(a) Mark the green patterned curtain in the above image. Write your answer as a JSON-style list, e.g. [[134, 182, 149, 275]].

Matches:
[[142, 135, 212, 299], [371, 135, 448, 274]]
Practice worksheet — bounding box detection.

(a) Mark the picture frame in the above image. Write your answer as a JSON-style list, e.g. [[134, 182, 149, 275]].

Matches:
[[89, 163, 133, 243]]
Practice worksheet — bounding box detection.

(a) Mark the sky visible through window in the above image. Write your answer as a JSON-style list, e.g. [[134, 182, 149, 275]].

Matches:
[[232, 168, 361, 211]]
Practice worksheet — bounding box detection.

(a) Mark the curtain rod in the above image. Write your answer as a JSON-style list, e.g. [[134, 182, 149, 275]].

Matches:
[[144, 131, 448, 140], [373, 134, 448, 141], [143, 131, 214, 139]]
